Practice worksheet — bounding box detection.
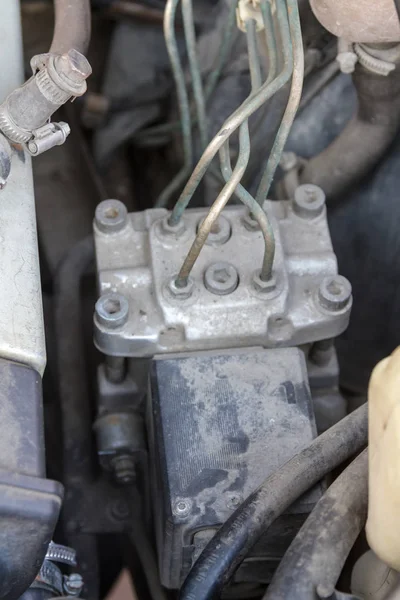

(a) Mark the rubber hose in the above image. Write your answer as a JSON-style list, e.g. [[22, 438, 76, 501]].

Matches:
[[179, 403, 368, 600], [300, 63, 400, 201], [263, 449, 368, 600], [50, 0, 92, 55]]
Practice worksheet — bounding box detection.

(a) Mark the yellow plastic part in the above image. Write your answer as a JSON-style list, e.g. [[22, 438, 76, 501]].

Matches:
[[367, 347, 400, 571]]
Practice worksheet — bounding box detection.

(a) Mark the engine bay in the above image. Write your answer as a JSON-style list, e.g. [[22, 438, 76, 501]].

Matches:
[[1, 1, 400, 599]]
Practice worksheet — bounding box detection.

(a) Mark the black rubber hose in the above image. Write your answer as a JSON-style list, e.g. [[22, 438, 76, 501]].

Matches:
[[50, 0, 92, 55], [263, 449, 368, 600], [300, 63, 400, 201], [55, 236, 99, 600], [179, 403, 368, 600]]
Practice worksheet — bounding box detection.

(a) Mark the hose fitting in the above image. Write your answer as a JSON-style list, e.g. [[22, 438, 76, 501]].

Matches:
[[0, 49, 91, 153]]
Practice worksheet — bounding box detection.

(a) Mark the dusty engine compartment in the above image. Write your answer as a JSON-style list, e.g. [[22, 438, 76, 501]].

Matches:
[[1, 1, 400, 599]]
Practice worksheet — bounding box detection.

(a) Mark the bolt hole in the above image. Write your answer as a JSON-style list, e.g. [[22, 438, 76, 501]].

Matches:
[[214, 269, 229, 284], [327, 280, 342, 296], [104, 207, 119, 219], [104, 298, 121, 315], [304, 190, 317, 203]]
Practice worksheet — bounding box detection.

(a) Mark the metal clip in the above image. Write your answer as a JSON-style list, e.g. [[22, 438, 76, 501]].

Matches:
[[27, 121, 71, 156], [236, 0, 265, 32]]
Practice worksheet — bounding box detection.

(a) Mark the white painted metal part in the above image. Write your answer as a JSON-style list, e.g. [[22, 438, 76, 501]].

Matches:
[[0, 0, 46, 375]]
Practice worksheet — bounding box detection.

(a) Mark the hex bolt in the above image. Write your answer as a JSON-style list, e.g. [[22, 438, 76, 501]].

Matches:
[[173, 499, 192, 519], [198, 216, 231, 246], [111, 454, 136, 485], [293, 184, 326, 219], [55, 49, 92, 85], [167, 275, 194, 300], [159, 215, 186, 237], [95, 293, 129, 329], [318, 276, 352, 312], [63, 573, 84, 597], [95, 199, 128, 234], [204, 262, 239, 296], [252, 270, 277, 294]]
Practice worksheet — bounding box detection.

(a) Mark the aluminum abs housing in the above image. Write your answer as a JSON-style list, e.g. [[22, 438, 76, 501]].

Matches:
[[93, 192, 352, 358]]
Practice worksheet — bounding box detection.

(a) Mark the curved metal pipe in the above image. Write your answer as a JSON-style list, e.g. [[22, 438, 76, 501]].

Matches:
[[256, 2, 304, 204], [300, 63, 400, 201], [263, 449, 368, 600], [50, 0, 91, 55], [168, 0, 295, 226]]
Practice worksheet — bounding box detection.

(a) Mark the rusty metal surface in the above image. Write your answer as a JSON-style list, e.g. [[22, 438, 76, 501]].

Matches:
[[310, 0, 400, 43]]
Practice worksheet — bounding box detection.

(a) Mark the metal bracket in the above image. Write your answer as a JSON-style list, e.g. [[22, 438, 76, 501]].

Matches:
[[236, 0, 265, 32]]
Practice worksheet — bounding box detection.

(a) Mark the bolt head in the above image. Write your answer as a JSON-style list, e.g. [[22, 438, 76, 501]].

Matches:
[[198, 216, 231, 246], [318, 276, 352, 312], [63, 573, 84, 597], [95, 199, 128, 234], [95, 293, 129, 329], [204, 262, 239, 296], [58, 49, 92, 83], [173, 498, 192, 518], [293, 184, 325, 219], [167, 275, 194, 300], [252, 270, 277, 293]]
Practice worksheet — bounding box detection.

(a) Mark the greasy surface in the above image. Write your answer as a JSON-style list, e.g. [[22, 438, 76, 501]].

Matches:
[[179, 403, 367, 600], [310, 0, 400, 43], [150, 347, 320, 589], [367, 347, 400, 571], [265, 450, 368, 599]]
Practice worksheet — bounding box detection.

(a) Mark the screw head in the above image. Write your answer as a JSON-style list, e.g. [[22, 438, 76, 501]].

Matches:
[[166, 275, 194, 300], [318, 276, 352, 312], [57, 49, 92, 83], [63, 573, 84, 597], [173, 498, 192, 518], [293, 184, 325, 219], [198, 216, 231, 246], [252, 270, 277, 294], [204, 262, 239, 296], [95, 199, 128, 234], [111, 454, 136, 485], [95, 293, 129, 329]]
